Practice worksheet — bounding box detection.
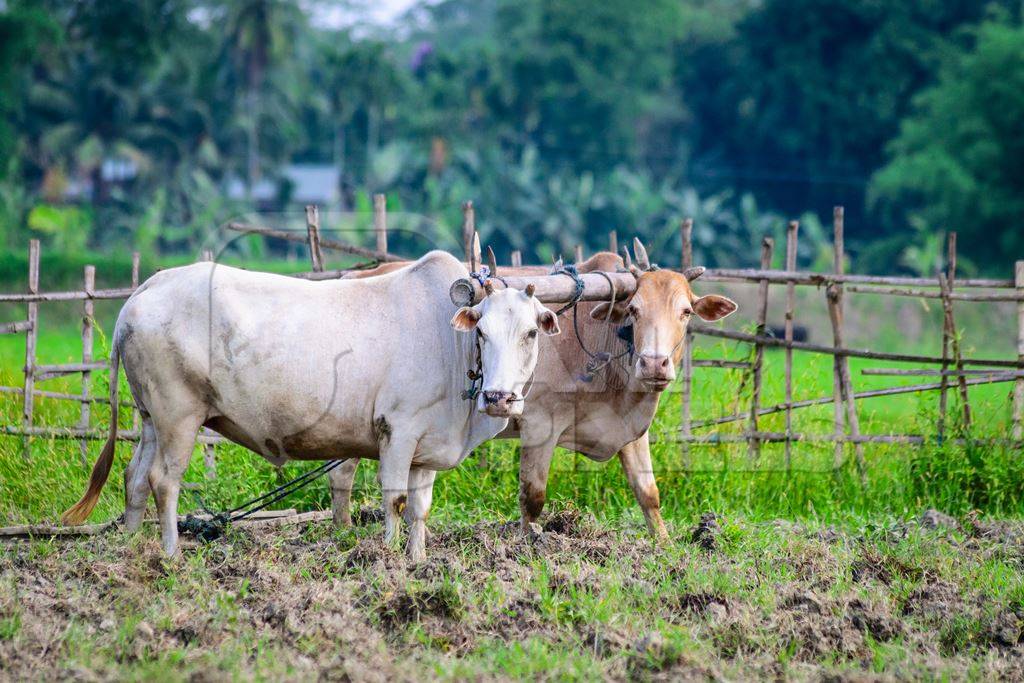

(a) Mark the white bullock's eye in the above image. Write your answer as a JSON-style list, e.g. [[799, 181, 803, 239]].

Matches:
[[477, 330, 487, 342], [526, 329, 538, 341]]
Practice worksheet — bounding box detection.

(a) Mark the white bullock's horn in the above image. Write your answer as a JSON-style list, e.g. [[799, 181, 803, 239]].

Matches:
[[525, 283, 536, 298], [633, 237, 651, 270], [484, 279, 495, 296]]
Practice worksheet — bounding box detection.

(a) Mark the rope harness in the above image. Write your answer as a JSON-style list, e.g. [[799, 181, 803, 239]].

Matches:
[[178, 458, 346, 541], [550, 262, 636, 382]]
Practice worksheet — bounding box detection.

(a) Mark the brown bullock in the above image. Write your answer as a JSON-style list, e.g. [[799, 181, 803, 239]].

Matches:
[[328, 241, 736, 540]]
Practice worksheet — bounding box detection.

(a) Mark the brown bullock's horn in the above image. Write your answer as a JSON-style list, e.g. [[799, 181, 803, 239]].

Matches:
[[484, 279, 495, 296], [486, 246, 498, 277], [620, 245, 633, 271], [633, 237, 651, 270], [683, 266, 705, 281], [525, 283, 536, 298]]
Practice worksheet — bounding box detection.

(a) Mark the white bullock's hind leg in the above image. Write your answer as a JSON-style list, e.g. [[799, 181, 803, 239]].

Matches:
[[405, 466, 436, 563], [148, 413, 203, 556], [618, 433, 669, 542], [123, 418, 158, 531], [329, 458, 361, 527], [378, 436, 415, 550]]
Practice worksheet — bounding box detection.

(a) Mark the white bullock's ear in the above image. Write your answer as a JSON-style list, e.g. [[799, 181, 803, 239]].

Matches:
[[590, 301, 630, 323], [537, 308, 560, 336], [692, 295, 737, 322], [451, 306, 481, 332]]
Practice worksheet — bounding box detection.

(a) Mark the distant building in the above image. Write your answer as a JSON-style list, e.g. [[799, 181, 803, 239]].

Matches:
[[225, 164, 341, 208]]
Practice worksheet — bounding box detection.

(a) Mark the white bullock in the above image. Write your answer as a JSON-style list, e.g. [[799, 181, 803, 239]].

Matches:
[[62, 251, 560, 561]]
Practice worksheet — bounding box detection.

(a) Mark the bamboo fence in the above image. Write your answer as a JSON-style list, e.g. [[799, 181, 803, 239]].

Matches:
[[1, 200, 1023, 477]]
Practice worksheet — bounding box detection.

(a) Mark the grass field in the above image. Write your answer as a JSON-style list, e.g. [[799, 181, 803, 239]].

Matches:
[[1, 271, 1022, 679]]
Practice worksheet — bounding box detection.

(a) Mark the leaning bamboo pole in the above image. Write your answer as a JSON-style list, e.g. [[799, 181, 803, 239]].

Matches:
[[225, 221, 401, 263], [691, 326, 1023, 368], [827, 207, 863, 471], [685, 372, 1023, 430]]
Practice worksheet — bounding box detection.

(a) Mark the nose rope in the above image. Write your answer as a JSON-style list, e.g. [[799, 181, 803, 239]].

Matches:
[[567, 270, 635, 381], [461, 330, 484, 401]]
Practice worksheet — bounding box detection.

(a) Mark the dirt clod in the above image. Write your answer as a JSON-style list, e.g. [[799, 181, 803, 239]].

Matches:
[[919, 509, 959, 531], [690, 512, 721, 551]]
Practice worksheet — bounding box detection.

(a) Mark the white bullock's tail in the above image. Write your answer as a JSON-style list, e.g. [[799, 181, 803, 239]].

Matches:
[[61, 343, 121, 525]]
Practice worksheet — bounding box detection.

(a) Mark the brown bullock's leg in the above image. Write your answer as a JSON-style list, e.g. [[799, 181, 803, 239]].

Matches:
[[618, 433, 669, 542], [329, 458, 360, 527], [123, 418, 157, 531], [148, 412, 204, 556], [518, 435, 558, 533], [405, 466, 436, 563]]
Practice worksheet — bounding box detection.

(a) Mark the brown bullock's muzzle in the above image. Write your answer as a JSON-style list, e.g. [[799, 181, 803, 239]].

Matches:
[[482, 390, 517, 417], [637, 353, 675, 390]]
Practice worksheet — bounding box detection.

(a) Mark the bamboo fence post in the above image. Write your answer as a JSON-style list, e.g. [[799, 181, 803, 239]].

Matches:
[[511, 250, 522, 267], [373, 193, 387, 255], [783, 220, 799, 468], [305, 205, 324, 272], [681, 219, 693, 271], [78, 265, 95, 466], [748, 236, 774, 460], [21, 239, 39, 457], [196, 252, 217, 475], [131, 252, 140, 432], [939, 233, 952, 436], [828, 206, 864, 472], [680, 219, 694, 455], [939, 232, 971, 431], [1013, 260, 1024, 440], [609, 230, 618, 255], [462, 201, 475, 267], [575, 244, 584, 264]]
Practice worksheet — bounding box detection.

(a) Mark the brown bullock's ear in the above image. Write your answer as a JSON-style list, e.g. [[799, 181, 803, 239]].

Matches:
[[451, 306, 481, 332], [692, 295, 737, 322], [537, 309, 560, 336], [589, 301, 630, 323]]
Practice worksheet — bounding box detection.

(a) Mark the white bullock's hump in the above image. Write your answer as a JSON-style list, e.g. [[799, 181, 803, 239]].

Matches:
[[389, 250, 468, 286]]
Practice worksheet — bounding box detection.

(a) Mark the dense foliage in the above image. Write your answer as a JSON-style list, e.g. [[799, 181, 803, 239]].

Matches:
[[0, 0, 1021, 273]]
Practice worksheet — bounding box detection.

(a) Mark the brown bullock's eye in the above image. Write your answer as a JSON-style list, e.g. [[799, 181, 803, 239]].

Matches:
[[681, 309, 693, 319], [627, 305, 639, 318]]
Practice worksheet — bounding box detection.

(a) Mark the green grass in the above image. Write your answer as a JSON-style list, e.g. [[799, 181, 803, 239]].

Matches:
[[1, 286, 1022, 680], [0, 315, 1020, 527], [2, 511, 1021, 680]]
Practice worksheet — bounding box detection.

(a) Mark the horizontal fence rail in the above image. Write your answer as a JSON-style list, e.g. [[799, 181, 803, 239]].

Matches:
[[1, 201, 1022, 478]]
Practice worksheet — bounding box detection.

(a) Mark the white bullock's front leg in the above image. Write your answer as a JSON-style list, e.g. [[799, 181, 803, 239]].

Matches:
[[405, 466, 437, 563], [378, 435, 415, 550]]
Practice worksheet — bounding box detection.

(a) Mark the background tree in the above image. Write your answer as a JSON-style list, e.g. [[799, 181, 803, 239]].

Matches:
[[869, 18, 1024, 270]]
